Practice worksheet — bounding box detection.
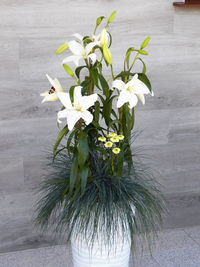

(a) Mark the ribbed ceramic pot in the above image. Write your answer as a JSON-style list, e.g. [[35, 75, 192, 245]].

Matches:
[[71, 235, 131, 267]]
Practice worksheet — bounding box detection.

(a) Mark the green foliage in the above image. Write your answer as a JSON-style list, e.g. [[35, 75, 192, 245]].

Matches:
[[34, 147, 166, 252]]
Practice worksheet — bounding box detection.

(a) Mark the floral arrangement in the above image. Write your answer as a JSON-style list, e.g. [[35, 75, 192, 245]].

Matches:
[[35, 11, 164, 251]]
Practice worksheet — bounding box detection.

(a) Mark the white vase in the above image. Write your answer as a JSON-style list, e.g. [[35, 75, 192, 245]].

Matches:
[[71, 224, 132, 267]]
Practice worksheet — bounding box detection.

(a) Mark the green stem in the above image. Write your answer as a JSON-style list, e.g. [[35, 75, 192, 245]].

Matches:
[[78, 118, 82, 132], [119, 107, 123, 133], [89, 68, 93, 95], [111, 150, 114, 174], [129, 52, 139, 72], [110, 65, 115, 80], [72, 75, 79, 85]]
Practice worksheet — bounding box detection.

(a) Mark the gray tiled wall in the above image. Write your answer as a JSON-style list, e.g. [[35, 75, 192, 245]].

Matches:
[[0, 0, 200, 252]]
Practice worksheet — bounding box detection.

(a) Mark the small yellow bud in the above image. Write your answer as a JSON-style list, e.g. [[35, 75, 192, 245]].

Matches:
[[104, 141, 113, 148], [98, 136, 106, 142], [112, 148, 121, 154], [117, 135, 124, 140], [107, 132, 117, 138], [110, 136, 119, 143]]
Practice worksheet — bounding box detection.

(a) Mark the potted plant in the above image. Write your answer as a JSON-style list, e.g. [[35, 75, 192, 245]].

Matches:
[[35, 11, 165, 267]]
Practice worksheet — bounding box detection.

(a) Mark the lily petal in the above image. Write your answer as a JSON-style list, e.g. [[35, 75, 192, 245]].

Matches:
[[81, 93, 98, 110], [67, 110, 81, 131], [73, 86, 82, 107], [134, 80, 150, 94], [46, 74, 54, 87], [57, 92, 73, 109], [72, 33, 83, 41], [81, 110, 93, 125], [117, 90, 130, 108], [112, 80, 125, 91], [41, 93, 58, 103], [54, 78, 63, 92], [68, 40, 84, 55], [88, 53, 96, 65], [137, 94, 145, 105], [40, 90, 49, 97], [85, 41, 99, 55], [57, 109, 69, 122], [62, 55, 82, 66], [129, 93, 138, 108]]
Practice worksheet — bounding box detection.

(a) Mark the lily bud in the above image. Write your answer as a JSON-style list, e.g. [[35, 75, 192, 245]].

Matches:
[[100, 28, 109, 47], [102, 44, 112, 65]]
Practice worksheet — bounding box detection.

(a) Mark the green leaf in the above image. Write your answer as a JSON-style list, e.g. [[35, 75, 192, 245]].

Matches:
[[56, 43, 68, 55], [138, 73, 152, 93], [130, 108, 135, 130], [69, 154, 78, 193], [91, 68, 99, 88], [69, 85, 76, 102], [78, 132, 89, 167], [63, 64, 74, 77], [80, 166, 89, 194], [107, 31, 112, 48], [53, 147, 66, 161], [97, 94, 105, 105], [137, 58, 146, 74], [94, 101, 100, 122], [117, 149, 124, 176], [91, 120, 102, 130], [67, 129, 77, 156], [111, 109, 118, 120], [75, 66, 88, 79], [53, 126, 69, 154], [107, 11, 116, 24], [96, 16, 105, 26], [99, 74, 109, 98], [141, 36, 151, 49], [138, 50, 148, 55], [61, 185, 69, 202], [46, 179, 67, 184], [108, 119, 121, 131], [124, 105, 132, 132], [103, 95, 116, 126]]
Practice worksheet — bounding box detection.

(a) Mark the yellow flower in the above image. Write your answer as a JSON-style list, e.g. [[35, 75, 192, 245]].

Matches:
[[112, 148, 121, 154], [98, 136, 106, 142], [117, 135, 124, 140], [104, 141, 113, 148], [110, 136, 119, 143], [107, 132, 117, 138]]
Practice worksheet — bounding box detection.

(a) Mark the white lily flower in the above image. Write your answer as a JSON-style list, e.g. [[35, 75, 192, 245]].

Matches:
[[62, 39, 99, 67], [112, 74, 152, 109], [40, 74, 63, 103], [72, 33, 83, 42], [57, 86, 98, 131]]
